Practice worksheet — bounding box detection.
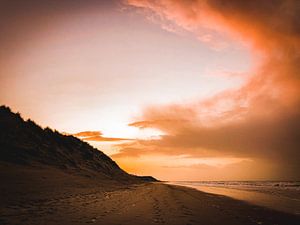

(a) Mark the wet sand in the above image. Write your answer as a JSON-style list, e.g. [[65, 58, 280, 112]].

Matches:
[[1, 169, 300, 225], [169, 183, 300, 215]]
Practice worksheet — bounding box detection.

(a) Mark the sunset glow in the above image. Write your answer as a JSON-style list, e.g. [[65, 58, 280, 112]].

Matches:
[[1, 0, 299, 181]]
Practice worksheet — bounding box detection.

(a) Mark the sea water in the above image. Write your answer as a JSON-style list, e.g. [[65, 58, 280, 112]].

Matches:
[[169, 181, 300, 215]]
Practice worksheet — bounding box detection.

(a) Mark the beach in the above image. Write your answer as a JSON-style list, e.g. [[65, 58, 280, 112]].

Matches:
[[1, 166, 299, 225], [1, 1, 300, 224], [170, 181, 300, 215]]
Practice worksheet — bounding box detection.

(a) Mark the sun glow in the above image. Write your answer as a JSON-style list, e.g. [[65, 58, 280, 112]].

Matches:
[[1, 0, 299, 181]]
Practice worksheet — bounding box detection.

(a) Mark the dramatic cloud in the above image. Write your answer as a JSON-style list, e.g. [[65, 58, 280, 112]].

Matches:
[[1, 0, 298, 180], [121, 0, 300, 179]]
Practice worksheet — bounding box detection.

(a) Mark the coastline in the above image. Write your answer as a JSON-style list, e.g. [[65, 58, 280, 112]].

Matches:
[[1, 174, 299, 225], [168, 182, 300, 215]]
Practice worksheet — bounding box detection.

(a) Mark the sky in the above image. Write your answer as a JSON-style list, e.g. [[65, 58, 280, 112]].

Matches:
[[0, 0, 299, 181]]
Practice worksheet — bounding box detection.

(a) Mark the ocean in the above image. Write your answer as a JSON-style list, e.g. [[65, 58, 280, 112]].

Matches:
[[169, 181, 300, 215]]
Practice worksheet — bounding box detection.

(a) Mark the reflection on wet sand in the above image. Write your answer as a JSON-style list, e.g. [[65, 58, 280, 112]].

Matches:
[[169, 182, 300, 215]]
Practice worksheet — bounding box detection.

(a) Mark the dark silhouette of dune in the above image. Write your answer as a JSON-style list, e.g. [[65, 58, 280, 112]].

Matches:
[[0, 105, 157, 182]]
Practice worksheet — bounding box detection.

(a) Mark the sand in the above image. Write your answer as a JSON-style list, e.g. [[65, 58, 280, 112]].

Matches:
[[1, 166, 299, 225], [169, 183, 300, 215]]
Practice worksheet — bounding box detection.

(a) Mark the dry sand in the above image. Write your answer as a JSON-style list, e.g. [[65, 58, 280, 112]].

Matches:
[[1, 165, 300, 225]]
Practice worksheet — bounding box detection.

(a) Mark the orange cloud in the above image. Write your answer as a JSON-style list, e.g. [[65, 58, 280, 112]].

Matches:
[[121, 0, 300, 180], [73, 131, 103, 137], [83, 136, 133, 142], [73, 130, 133, 142]]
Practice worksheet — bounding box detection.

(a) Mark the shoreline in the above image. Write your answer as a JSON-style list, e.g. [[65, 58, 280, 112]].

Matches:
[[1, 176, 300, 225], [168, 182, 300, 215]]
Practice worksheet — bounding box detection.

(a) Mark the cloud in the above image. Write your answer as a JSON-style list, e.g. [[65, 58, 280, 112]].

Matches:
[[73, 131, 103, 137], [112, 147, 147, 158], [121, 0, 300, 179], [164, 159, 278, 181], [125, 0, 235, 50], [72, 130, 133, 142], [83, 136, 133, 142]]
